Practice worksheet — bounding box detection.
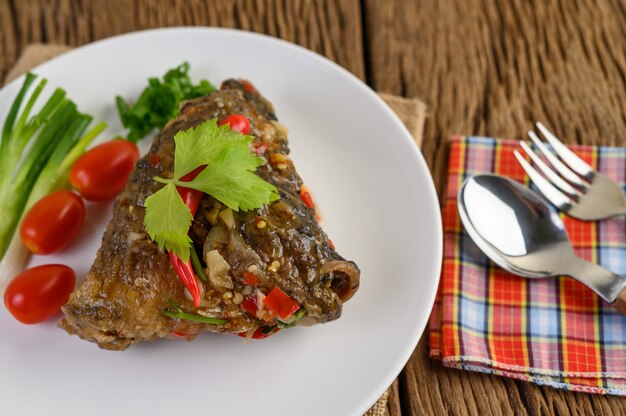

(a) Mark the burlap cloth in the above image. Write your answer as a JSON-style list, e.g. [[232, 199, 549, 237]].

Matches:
[[5, 44, 427, 416]]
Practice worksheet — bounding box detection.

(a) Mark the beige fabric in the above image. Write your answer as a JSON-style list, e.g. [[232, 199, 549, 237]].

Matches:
[[6, 44, 427, 416]]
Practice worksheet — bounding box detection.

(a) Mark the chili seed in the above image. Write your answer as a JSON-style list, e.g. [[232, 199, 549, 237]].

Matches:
[[268, 260, 281, 272]]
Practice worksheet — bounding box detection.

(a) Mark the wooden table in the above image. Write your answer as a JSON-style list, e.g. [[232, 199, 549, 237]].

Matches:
[[1, 1, 624, 414]]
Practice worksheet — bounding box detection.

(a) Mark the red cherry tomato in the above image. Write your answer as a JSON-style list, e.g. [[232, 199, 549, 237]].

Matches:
[[20, 190, 85, 254], [70, 140, 139, 201], [218, 114, 251, 134], [4, 264, 75, 324]]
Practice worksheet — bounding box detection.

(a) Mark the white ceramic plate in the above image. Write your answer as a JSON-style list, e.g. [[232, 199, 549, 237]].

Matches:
[[0, 28, 442, 416]]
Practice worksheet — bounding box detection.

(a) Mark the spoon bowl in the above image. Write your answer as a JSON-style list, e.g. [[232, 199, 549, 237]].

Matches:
[[457, 174, 626, 314]]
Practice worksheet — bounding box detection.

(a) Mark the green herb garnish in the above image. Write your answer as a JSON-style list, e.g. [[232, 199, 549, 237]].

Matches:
[[116, 62, 215, 142], [164, 300, 228, 325], [189, 247, 208, 282], [144, 119, 279, 262]]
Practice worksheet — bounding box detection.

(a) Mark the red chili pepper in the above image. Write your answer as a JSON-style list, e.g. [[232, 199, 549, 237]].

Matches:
[[150, 153, 160, 167], [172, 330, 192, 338], [300, 188, 315, 209], [241, 296, 258, 316], [169, 251, 201, 308], [328, 239, 335, 250], [168, 166, 205, 308], [237, 326, 281, 339], [218, 114, 251, 134], [263, 287, 300, 320], [243, 272, 258, 286], [240, 80, 258, 94]]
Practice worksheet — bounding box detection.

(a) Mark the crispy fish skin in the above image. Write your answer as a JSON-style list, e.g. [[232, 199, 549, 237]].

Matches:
[[60, 80, 360, 350]]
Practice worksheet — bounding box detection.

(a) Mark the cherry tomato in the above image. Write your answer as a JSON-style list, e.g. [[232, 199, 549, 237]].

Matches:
[[20, 190, 85, 254], [4, 264, 75, 324], [218, 114, 251, 134], [70, 140, 139, 201]]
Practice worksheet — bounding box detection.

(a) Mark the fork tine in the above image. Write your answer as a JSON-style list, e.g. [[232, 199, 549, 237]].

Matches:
[[536, 122, 594, 180], [513, 150, 573, 210], [527, 131, 588, 188], [519, 141, 581, 197]]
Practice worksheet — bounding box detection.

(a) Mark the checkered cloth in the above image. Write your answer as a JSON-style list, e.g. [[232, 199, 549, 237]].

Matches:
[[430, 136, 626, 395]]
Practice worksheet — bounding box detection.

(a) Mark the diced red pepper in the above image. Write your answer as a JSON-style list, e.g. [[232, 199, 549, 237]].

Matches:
[[263, 287, 300, 320], [237, 326, 281, 339], [150, 153, 160, 167], [241, 296, 258, 316], [218, 114, 251, 134], [172, 330, 193, 338], [243, 272, 258, 286], [240, 80, 258, 94], [328, 239, 335, 250], [300, 187, 315, 209]]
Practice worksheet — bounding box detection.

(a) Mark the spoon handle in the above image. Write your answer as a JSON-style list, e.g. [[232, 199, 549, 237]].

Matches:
[[568, 259, 626, 316], [613, 288, 626, 315]]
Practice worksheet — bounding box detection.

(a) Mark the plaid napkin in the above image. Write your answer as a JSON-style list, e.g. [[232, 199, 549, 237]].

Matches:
[[430, 136, 626, 396]]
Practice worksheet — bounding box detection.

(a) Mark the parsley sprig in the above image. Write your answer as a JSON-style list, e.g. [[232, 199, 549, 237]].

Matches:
[[144, 119, 279, 262], [116, 62, 215, 142]]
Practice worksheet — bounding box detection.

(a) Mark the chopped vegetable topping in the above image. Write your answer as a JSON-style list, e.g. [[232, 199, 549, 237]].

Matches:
[[218, 114, 251, 135], [300, 186, 315, 209], [189, 248, 207, 282], [237, 326, 281, 340], [263, 287, 300, 320], [116, 62, 215, 142], [241, 296, 258, 316], [277, 308, 306, 328], [240, 80, 258, 94], [164, 300, 227, 325], [144, 119, 279, 262], [168, 252, 202, 308], [243, 271, 258, 286]]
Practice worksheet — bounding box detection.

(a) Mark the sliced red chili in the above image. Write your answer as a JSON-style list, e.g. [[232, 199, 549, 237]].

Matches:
[[218, 114, 251, 134], [169, 252, 201, 308], [263, 287, 300, 320], [328, 239, 335, 250], [243, 272, 258, 286], [237, 326, 281, 339], [167, 165, 206, 307], [172, 330, 192, 338], [240, 80, 258, 94], [241, 296, 258, 316], [150, 153, 160, 167], [300, 188, 315, 209]]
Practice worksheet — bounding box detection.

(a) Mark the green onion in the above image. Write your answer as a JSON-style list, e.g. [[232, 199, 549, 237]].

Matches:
[[189, 247, 208, 282], [0, 73, 106, 292], [164, 300, 228, 325]]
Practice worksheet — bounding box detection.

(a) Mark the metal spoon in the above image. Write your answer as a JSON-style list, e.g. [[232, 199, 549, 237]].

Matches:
[[457, 174, 626, 315]]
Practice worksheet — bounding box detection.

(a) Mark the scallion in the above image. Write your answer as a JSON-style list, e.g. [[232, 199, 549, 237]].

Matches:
[[0, 73, 106, 293]]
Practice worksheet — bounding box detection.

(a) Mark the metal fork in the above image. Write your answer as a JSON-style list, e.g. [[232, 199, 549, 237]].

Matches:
[[513, 122, 626, 220]]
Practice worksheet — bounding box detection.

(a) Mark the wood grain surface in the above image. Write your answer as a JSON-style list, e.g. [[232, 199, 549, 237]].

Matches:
[[1, 1, 625, 415]]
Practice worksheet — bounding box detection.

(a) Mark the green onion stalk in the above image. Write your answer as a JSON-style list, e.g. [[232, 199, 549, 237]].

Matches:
[[0, 73, 106, 293]]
